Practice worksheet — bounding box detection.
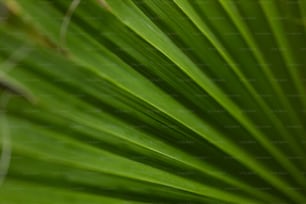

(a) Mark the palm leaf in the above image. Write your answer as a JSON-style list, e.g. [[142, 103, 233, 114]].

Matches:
[[1, 0, 306, 203]]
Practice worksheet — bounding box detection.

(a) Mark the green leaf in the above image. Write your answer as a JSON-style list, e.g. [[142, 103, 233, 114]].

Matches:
[[1, 0, 306, 203]]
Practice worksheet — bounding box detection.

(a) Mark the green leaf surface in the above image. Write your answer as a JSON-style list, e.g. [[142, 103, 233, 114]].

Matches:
[[1, 0, 306, 203]]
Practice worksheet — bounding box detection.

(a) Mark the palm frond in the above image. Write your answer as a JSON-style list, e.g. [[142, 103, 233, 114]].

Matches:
[[1, 0, 306, 203]]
